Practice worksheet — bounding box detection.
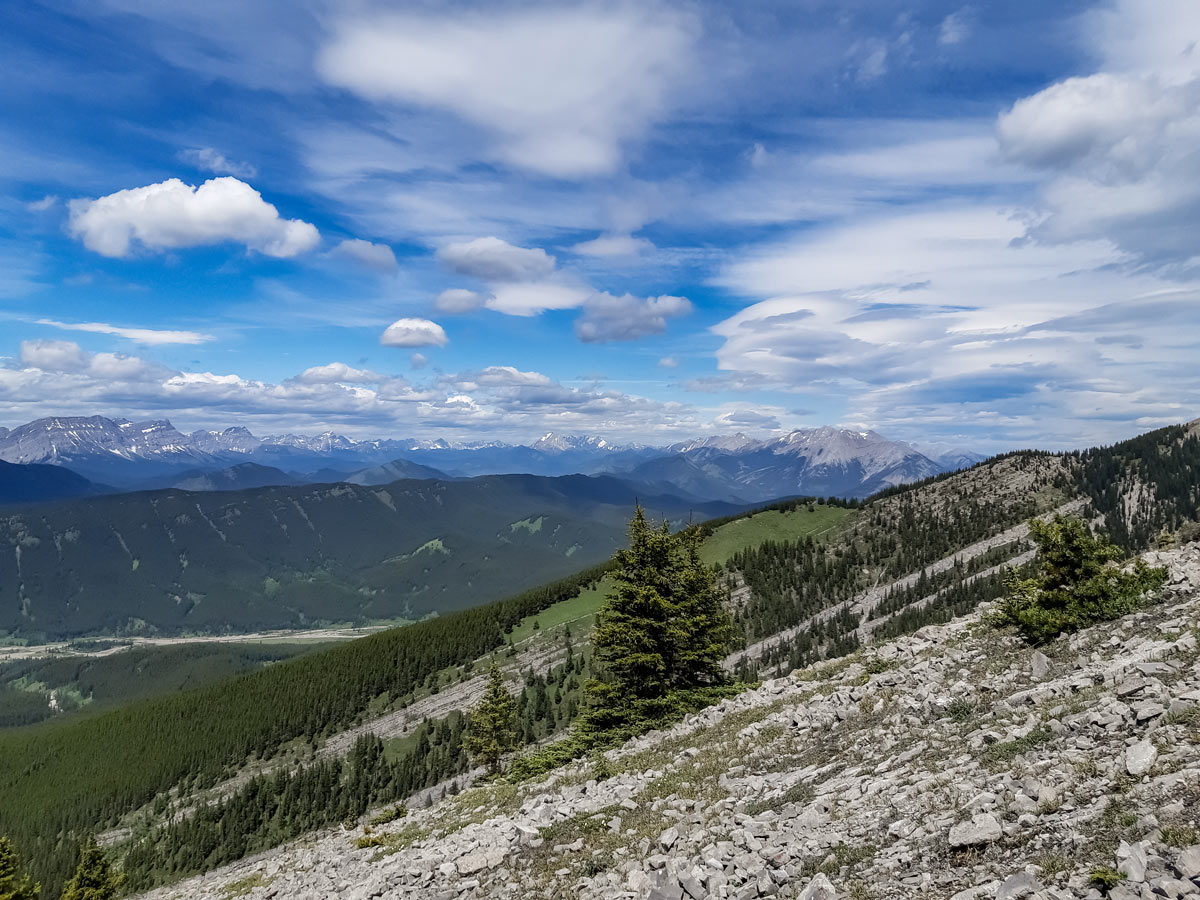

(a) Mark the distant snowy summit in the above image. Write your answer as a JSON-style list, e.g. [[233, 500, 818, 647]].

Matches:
[[0, 415, 983, 499]]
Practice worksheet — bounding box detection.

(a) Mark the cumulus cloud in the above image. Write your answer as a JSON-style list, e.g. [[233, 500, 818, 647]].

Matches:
[[575, 293, 692, 343], [434, 288, 488, 314], [487, 281, 590, 316], [178, 147, 257, 179], [36, 318, 213, 346], [380, 318, 448, 348], [294, 362, 382, 384], [20, 339, 88, 372], [331, 238, 398, 273], [317, 7, 695, 176], [68, 177, 320, 259], [18, 340, 166, 381], [438, 237, 555, 282], [996, 0, 1200, 263]]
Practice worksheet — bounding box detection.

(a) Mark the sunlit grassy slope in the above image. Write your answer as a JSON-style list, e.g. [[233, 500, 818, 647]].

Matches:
[[506, 502, 855, 642]]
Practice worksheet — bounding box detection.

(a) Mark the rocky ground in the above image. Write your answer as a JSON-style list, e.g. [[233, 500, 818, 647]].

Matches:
[[135, 543, 1200, 900]]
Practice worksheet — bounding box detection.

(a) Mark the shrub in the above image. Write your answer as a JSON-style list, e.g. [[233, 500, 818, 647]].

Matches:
[[1089, 866, 1125, 891], [996, 516, 1166, 644], [945, 697, 975, 724]]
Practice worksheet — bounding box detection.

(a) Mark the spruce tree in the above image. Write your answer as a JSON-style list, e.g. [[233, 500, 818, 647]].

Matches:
[[998, 515, 1167, 643], [465, 662, 517, 774], [59, 838, 120, 900], [591, 508, 677, 704], [669, 526, 735, 688], [588, 507, 733, 724], [0, 836, 39, 900]]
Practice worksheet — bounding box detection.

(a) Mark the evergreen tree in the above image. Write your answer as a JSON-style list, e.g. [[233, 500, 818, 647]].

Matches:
[[588, 508, 733, 722], [669, 526, 735, 688], [590, 508, 678, 706], [59, 839, 120, 900], [0, 837, 39, 900], [998, 515, 1167, 643], [465, 663, 517, 774]]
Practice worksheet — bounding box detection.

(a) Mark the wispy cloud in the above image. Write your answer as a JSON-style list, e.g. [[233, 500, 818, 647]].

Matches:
[[37, 318, 215, 345]]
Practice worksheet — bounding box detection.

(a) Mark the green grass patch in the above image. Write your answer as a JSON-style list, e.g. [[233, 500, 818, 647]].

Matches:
[[507, 578, 610, 644], [699, 505, 851, 565]]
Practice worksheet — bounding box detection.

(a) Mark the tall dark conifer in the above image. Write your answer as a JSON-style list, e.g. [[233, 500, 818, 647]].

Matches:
[[59, 838, 120, 900], [0, 837, 39, 900], [588, 507, 733, 721], [465, 662, 517, 774]]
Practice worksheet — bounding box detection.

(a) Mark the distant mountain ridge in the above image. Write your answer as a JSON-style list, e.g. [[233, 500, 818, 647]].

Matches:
[[0, 415, 978, 498], [0, 459, 108, 505], [0, 472, 740, 640]]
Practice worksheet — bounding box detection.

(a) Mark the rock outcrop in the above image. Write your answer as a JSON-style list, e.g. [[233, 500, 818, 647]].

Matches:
[[136, 544, 1200, 900]]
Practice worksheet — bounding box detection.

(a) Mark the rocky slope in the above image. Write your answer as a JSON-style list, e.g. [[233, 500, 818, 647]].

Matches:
[[134, 543, 1200, 900]]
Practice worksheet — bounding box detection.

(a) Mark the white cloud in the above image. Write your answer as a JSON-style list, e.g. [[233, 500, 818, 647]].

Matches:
[[294, 362, 382, 384], [716, 409, 780, 430], [853, 42, 888, 83], [36, 318, 214, 346], [938, 10, 972, 46], [487, 281, 590, 316], [456, 366, 555, 389], [434, 288, 488, 314], [571, 234, 654, 258], [438, 237, 555, 282], [575, 292, 692, 343], [178, 147, 257, 179], [68, 177, 320, 259], [409, 353, 428, 370], [995, 1, 1200, 264], [26, 195, 58, 212], [380, 317, 448, 348], [20, 339, 88, 372], [331, 238, 398, 273], [318, 7, 696, 177], [434, 236, 593, 316], [710, 201, 1200, 448], [18, 340, 165, 381], [0, 345, 717, 442], [658, 356, 679, 368]]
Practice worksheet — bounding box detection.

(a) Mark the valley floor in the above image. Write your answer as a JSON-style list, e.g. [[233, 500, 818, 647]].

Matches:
[[132, 543, 1200, 900], [0, 625, 392, 663]]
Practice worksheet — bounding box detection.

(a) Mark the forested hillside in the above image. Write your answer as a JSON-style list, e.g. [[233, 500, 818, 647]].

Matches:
[[0, 642, 335, 727], [0, 473, 736, 640]]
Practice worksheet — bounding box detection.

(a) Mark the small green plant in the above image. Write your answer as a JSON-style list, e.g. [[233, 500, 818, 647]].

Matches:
[[219, 874, 269, 899], [1036, 852, 1071, 879], [983, 724, 1053, 763], [946, 697, 975, 724], [814, 843, 877, 876], [1089, 866, 1125, 892], [996, 516, 1166, 644], [590, 750, 615, 782], [1161, 825, 1199, 848], [368, 804, 407, 827]]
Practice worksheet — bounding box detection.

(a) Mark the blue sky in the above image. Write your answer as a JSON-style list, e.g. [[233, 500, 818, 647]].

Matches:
[[1, 0, 1197, 450]]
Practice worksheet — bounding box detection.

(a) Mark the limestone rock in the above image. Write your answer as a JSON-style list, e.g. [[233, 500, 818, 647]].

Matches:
[[948, 813, 1002, 849]]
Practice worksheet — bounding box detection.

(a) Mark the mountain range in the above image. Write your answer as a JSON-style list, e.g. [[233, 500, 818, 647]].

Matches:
[[0, 415, 982, 503]]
